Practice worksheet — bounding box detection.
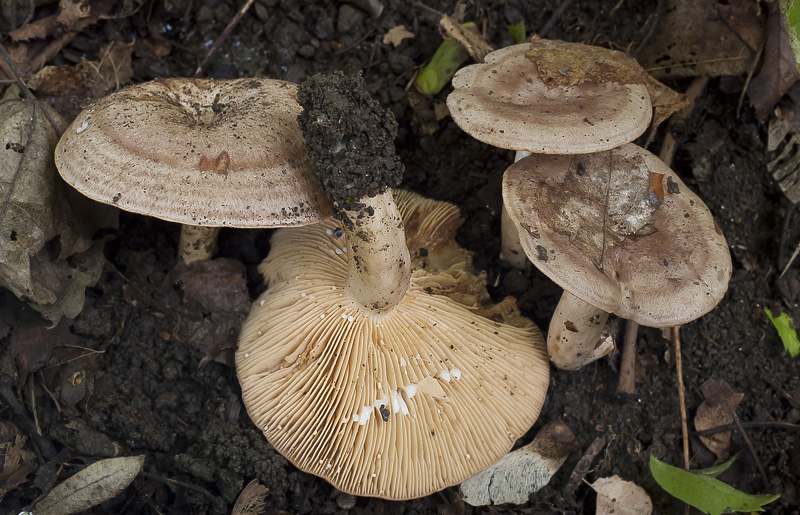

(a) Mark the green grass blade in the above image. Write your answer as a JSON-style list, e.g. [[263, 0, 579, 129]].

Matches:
[[507, 21, 526, 44], [765, 308, 800, 357], [649, 455, 779, 514]]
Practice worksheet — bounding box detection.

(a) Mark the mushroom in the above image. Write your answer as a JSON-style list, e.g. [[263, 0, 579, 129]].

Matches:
[[502, 144, 732, 370], [236, 72, 550, 499], [55, 78, 332, 263], [446, 43, 653, 267], [446, 43, 653, 155]]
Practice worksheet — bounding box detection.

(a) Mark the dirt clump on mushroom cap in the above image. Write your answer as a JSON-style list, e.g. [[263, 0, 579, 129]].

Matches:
[[297, 71, 403, 216]]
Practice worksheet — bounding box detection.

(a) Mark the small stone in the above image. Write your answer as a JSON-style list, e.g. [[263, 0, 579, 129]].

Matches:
[[336, 491, 357, 509]]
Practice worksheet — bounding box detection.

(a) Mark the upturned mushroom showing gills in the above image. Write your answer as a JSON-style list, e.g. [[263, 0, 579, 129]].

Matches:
[[55, 78, 332, 263], [503, 144, 732, 370], [236, 72, 549, 500]]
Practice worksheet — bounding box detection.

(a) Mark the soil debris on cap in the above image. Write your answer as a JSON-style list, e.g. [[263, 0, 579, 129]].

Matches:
[[297, 71, 404, 215]]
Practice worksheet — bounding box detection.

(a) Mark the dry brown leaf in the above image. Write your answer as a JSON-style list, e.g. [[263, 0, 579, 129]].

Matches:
[[748, 2, 800, 122], [0, 422, 37, 503], [162, 258, 250, 364], [460, 419, 579, 506], [34, 455, 144, 515], [232, 479, 270, 515], [768, 132, 800, 203], [592, 475, 653, 515], [4, 0, 115, 77], [637, 0, 761, 79], [439, 14, 493, 63], [57, 0, 91, 29], [7, 15, 58, 42], [694, 378, 744, 461], [383, 25, 414, 47], [525, 37, 689, 130], [0, 86, 115, 324], [28, 41, 134, 118]]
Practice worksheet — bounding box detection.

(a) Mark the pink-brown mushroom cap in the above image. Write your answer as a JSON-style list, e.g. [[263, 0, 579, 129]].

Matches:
[[55, 78, 332, 227], [503, 143, 732, 327], [446, 44, 653, 154]]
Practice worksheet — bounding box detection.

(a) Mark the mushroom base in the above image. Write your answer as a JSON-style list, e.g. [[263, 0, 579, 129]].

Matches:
[[547, 290, 615, 370]]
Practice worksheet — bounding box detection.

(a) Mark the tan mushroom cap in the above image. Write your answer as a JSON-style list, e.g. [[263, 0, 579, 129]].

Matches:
[[55, 78, 332, 227], [503, 143, 732, 327], [237, 190, 549, 500], [446, 44, 652, 154]]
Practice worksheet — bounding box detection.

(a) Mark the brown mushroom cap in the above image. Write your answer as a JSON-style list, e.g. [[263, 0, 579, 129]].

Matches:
[[55, 78, 332, 227], [236, 190, 549, 500], [503, 143, 732, 327], [446, 44, 653, 154]]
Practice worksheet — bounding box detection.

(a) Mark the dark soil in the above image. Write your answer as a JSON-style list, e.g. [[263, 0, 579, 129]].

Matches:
[[2, 0, 799, 514]]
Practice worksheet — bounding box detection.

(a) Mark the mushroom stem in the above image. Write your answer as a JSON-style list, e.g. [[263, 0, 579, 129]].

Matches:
[[547, 291, 615, 370], [341, 189, 411, 313], [501, 151, 531, 268], [178, 225, 221, 263], [501, 206, 529, 268]]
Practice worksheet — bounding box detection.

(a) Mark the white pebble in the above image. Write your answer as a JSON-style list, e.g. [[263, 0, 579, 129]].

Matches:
[[404, 384, 417, 398], [397, 394, 409, 416], [358, 406, 372, 425]]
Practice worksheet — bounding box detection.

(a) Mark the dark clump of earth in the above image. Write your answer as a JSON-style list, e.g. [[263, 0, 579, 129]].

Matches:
[[298, 71, 403, 214], [1, 0, 799, 514]]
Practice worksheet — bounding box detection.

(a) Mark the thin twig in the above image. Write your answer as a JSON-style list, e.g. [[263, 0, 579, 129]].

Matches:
[[632, 0, 666, 59], [141, 471, 216, 499], [659, 77, 709, 164], [694, 419, 800, 436], [538, 0, 575, 38], [37, 370, 62, 414], [563, 435, 607, 499], [29, 374, 42, 436], [778, 203, 796, 275], [0, 42, 34, 99], [412, 2, 442, 17], [737, 34, 767, 118], [645, 55, 750, 73], [673, 326, 690, 470], [193, 0, 256, 77], [724, 399, 769, 490]]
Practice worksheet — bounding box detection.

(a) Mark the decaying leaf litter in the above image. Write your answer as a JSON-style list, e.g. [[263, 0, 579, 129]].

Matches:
[[0, 0, 798, 513]]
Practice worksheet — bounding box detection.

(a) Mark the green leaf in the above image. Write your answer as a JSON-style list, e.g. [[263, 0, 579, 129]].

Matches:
[[765, 308, 800, 357], [507, 21, 526, 44], [691, 453, 738, 478], [782, 0, 800, 70], [414, 22, 475, 96], [649, 455, 780, 514]]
